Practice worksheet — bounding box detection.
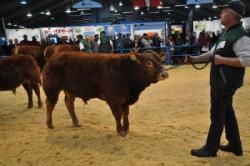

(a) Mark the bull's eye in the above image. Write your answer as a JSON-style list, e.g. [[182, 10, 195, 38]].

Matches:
[[146, 61, 153, 68]]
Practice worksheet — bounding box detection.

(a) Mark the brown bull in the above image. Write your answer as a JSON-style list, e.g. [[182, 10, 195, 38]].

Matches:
[[44, 44, 80, 61], [42, 51, 168, 136], [15, 45, 46, 70], [0, 55, 42, 108]]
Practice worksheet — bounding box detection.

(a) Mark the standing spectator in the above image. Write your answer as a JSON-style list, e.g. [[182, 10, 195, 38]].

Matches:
[[115, 33, 124, 53], [31, 36, 40, 46], [141, 33, 152, 50], [92, 34, 99, 53], [152, 32, 162, 53], [98, 31, 113, 53], [123, 34, 133, 53], [20, 34, 31, 45], [6, 39, 15, 56]]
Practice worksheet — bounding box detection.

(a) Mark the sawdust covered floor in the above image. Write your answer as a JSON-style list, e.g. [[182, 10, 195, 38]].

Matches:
[[0, 65, 250, 166]]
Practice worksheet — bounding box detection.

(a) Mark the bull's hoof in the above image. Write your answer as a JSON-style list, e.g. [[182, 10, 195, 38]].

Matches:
[[47, 124, 54, 129], [73, 123, 81, 128], [28, 103, 33, 109], [38, 101, 42, 108], [118, 130, 127, 137]]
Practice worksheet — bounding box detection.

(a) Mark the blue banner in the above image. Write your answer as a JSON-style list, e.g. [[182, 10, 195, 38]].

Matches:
[[187, 0, 213, 5], [73, 0, 102, 9]]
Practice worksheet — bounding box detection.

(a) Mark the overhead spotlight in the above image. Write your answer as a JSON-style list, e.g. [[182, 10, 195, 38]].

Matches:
[[160, 1, 163, 5], [185, 6, 189, 9], [45, 10, 51, 16], [27, 11, 32, 17], [134, 6, 139, 10], [40, 11, 45, 15], [65, 8, 71, 13], [195, 4, 200, 8], [157, 6, 162, 9], [110, 4, 115, 11], [20, 0, 27, 5], [119, 1, 123, 7], [212, 4, 218, 9]]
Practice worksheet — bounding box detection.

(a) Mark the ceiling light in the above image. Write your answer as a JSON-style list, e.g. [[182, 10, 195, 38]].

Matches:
[[119, 1, 123, 7], [40, 11, 45, 15], [157, 6, 162, 9], [175, 4, 186, 7], [212, 4, 217, 9], [45, 10, 51, 16], [27, 11, 32, 17], [7, 22, 12, 26], [65, 8, 71, 13], [195, 4, 200, 8], [20, 0, 27, 5], [134, 6, 139, 10], [185, 6, 189, 9], [110, 4, 115, 11]]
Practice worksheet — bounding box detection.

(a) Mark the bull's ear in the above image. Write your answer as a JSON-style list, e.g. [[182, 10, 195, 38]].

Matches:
[[129, 53, 141, 64]]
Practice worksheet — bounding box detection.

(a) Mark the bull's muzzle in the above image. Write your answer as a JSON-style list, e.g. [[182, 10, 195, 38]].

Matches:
[[159, 69, 168, 80]]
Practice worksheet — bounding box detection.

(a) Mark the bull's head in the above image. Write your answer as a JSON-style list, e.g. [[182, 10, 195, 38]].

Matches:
[[130, 50, 168, 83]]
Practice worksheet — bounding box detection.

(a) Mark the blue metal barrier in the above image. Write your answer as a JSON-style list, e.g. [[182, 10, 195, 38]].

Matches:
[[114, 45, 201, 65]]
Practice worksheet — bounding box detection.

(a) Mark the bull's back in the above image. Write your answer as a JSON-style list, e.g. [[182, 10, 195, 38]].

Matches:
[[0, 55, 40, 90], [43, 52, 106, 98]]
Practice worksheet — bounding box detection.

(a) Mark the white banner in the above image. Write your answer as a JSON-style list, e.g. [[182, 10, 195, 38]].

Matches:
[[5, 28, 41, 44]]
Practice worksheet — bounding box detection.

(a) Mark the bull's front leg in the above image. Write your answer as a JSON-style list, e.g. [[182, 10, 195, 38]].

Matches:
[[108, 102, 126, 137], [122, 104, 129, 135]]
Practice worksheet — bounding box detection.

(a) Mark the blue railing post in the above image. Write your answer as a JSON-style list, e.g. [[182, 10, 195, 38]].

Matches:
[[165, 45, 172, 65]]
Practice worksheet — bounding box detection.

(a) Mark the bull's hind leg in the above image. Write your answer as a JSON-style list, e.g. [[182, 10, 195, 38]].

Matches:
[[22, 82, 33, 108], [44, 88, 60, 129], [122, 104, 130, 135], [64, 92, 81, 127], [108, 102, 125, 137], [46, 93, 59, 129], [32, 82, 42, 108]]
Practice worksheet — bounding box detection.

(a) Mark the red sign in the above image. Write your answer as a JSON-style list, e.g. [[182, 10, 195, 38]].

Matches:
[[133, 0, 161, 8]]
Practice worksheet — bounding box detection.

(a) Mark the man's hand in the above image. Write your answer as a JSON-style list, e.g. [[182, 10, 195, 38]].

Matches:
[[184, 56, 193, 64], [214, 54, 224, 65], [214, 54, 242, 67]]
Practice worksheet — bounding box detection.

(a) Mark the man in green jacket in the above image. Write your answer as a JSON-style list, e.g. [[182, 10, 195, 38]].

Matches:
[[186, 0, 250, 157]]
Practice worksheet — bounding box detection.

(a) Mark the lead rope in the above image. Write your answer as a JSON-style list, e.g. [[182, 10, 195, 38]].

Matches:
[[164, 55, 211, 71]]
